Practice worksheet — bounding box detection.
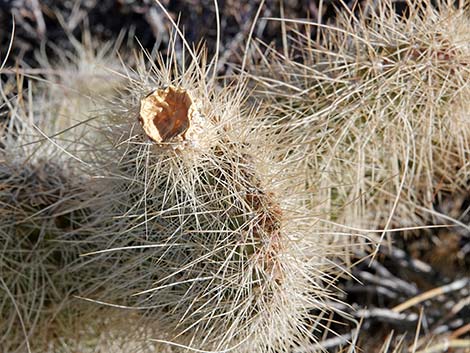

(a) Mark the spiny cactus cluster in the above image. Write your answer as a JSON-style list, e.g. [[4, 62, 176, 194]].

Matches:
[[1, 1, 469, 352], [251, 0, 470, 236], [94, 42, 353, 350], [1, 38, 345, 353], [0, 114, 103, 351]]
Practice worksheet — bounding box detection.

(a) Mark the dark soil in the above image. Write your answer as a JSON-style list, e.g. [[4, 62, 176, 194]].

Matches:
[[1, 0, 387, 68]]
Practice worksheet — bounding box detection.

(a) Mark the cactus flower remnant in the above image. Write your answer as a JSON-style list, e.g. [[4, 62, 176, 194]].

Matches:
[[139, 86, 195, 143]]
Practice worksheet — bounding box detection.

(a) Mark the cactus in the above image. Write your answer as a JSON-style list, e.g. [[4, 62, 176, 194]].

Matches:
[[0, 37, 123, 351], [0, 27, 348, 352], [71, 44, 345, 352], [0, 129, 100, 351], [249, 0, 470, 236]]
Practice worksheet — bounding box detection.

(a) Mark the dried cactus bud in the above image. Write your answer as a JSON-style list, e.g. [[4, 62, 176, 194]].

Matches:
[[139, 86, 195, 143]]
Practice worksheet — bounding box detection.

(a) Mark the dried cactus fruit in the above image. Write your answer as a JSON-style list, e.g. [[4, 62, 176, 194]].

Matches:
[[139, 86, 195, 143]]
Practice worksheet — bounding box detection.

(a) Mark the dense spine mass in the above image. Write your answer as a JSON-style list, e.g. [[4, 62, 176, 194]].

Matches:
[[250, 0, 470, 235], [1, 38, 345, 351], [0, 136, 99, 351], [78, 48, 340, 352]]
